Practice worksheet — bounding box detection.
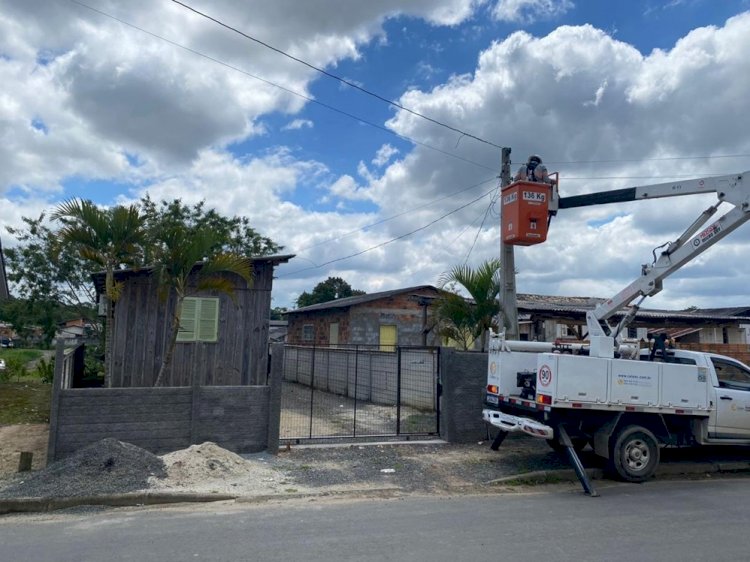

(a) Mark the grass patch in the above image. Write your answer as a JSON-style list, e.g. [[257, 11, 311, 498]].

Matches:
[[0, 379, 51, 424], [401, 413, 436, 433], [0, 349, 43, 366], [0, 349, 51, 424]]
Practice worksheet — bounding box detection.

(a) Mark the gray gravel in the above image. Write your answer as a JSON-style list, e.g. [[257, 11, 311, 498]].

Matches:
[[272, 436, 572, 492], [0, 438, 166, 499]]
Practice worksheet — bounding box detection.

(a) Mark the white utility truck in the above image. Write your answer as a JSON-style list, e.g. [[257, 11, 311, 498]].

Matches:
[[483, 171, 750, 493]]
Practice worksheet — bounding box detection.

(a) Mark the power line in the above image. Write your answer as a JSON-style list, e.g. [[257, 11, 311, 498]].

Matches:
[[463, 188, 498, 266], [294, 176, 497, 253], [68, 1, 750, 180], [68, 0, 498, 173], [547, 154, 750, 165], [280, 186, 497, 277], [171, 0, 506, 151]]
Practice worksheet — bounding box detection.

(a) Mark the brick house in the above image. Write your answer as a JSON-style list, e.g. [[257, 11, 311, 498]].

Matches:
[[285, 285, 442, 348]]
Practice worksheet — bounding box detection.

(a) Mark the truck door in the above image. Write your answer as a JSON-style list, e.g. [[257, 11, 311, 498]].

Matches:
[[712, 357, 750, 438]]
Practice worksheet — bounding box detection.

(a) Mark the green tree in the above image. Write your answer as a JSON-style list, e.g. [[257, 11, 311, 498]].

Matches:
[[52, 200, 147, 386], [270, 306, 288, 320], [151, 222, 252, 387], [140, 196, 281, 259], [296, 277, 365, 308], [435, 259, 502, 352], [4, 214, 99, 345]]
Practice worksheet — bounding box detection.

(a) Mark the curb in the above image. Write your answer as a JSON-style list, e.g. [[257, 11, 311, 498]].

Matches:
[[487, 461, 750, 486], [0, 492, 237, 515]]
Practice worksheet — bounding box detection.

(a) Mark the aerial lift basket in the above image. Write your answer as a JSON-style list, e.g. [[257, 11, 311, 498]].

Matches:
[[501, 180, 552, 246]]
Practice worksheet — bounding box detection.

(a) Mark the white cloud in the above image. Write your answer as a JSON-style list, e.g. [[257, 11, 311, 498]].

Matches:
[[370, 13, 750, 311], [0, 0, 487, 193], [372, 144, 400, 167], [3, 2, 750, 313], [282, 119, 314, 131], [493, 0, 575, 24]]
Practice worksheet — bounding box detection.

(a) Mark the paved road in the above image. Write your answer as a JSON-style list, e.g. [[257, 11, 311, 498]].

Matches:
[[2, 478, 750, 561]]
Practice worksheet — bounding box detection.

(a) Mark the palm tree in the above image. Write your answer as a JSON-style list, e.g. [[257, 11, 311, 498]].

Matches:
[[151, 223, 252, 387], [435, 258, 502, 352], [52, 200, 146, 387]]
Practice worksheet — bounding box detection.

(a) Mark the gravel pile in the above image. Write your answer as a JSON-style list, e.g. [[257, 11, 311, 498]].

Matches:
[[0, 438, 166, 499]]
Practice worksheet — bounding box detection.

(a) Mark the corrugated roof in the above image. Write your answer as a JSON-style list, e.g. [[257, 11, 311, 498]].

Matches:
[[286, 285, 440, 314], [92, 254, 294, 294], [517, 293, 750, 322]]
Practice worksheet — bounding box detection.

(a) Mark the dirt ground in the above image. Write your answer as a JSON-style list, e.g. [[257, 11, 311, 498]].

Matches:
[[0, 424, 48, 477]]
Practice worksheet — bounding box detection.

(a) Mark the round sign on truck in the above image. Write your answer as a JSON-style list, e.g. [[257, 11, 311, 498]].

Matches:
[[538, 364, 552, 387]]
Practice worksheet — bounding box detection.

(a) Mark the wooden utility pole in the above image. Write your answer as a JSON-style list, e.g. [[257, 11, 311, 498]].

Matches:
[[500, 147, 519, 339], [0, 236, 9, 301]]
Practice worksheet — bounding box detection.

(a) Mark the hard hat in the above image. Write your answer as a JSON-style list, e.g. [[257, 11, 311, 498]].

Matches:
[[528, 154, 542, 164]]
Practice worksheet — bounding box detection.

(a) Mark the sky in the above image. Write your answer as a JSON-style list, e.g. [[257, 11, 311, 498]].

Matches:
[[3, 0, 750, 311]]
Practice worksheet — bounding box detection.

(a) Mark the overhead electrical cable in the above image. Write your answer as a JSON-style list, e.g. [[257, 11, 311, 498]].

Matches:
[[170, 0, 505, 151], [464, 187, 499, 265], [68, 0, 498, 173], [280, 186, 497, 277], [294, 176, 497, 253], [545, 154, 750, 165]]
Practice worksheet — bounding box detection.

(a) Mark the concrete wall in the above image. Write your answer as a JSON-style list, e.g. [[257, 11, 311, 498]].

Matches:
[[47, 342, 285, 463], [282, 345, 437, 410], [439, 348, 489, 443]]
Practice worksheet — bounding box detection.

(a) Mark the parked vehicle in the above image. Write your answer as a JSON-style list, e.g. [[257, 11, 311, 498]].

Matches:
[[483, 171, 750, 492], [0, 358, 5, 371], [0, 338, 13, 348]]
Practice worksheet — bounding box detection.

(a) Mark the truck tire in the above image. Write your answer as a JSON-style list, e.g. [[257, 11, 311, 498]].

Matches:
[[609, 425, 660, 483]]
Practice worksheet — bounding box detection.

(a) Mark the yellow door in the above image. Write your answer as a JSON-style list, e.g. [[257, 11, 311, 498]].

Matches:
[[329, 322, 339, 346], [379, 325, 397, 352]]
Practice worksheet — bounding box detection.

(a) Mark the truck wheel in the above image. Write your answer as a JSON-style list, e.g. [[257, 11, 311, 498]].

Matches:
[[610, 425, 660, 483]]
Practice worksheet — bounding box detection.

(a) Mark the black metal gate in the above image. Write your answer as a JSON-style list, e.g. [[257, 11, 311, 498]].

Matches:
[[279, 345, 440, 443]]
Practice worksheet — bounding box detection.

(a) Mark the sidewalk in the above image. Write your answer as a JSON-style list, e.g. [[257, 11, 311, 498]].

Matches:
[[2, 436, 749, 515]]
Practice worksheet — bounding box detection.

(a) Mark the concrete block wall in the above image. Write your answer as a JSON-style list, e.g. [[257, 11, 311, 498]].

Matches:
[[47, 386, 271, 461], [439, 348, 489, 443], [47, 341, 286, 463], [282, 346, 437, 410]]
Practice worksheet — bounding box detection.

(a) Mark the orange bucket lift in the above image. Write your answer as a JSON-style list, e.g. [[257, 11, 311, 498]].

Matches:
[[501, 174, 558, 246]]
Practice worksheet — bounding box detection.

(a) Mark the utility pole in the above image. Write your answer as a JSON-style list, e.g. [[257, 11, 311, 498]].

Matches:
[[500, 147, 519, 339], [0, 236, 9, 301]]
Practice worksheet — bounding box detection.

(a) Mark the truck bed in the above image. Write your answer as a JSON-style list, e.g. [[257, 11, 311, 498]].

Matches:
[[535, 353, 711, 416]]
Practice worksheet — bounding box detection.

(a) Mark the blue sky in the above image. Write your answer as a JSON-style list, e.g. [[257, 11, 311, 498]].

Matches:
[[2, 0, 750, 310]]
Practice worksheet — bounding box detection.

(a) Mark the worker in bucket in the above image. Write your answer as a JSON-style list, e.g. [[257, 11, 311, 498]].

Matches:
[[515, 154, 554, 184]]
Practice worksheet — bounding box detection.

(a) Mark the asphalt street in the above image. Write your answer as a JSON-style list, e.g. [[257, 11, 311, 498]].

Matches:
[[2, 478, 750, 561]]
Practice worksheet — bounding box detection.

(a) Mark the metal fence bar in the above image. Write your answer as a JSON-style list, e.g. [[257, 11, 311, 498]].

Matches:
[[353, 345, 359, 438], [308, 345, 316, 439], [279, 344, 440, 442], [396, 346, 402, 436]]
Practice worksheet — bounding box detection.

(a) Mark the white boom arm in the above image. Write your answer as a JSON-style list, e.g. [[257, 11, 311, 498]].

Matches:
[[559, 172, 750, 351]]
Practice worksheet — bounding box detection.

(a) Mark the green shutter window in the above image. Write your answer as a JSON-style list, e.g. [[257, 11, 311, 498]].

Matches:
[[177, 297, 219, 343], [177, 298, 198, 342], [197, 298, 219, 342]]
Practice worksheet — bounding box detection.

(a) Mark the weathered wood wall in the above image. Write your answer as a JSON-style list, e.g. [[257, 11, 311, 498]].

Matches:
[[110, 260, 275, 387]]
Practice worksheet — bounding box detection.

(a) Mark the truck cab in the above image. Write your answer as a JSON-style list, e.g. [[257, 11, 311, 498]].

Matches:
[[644, 348, 750, 440]]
